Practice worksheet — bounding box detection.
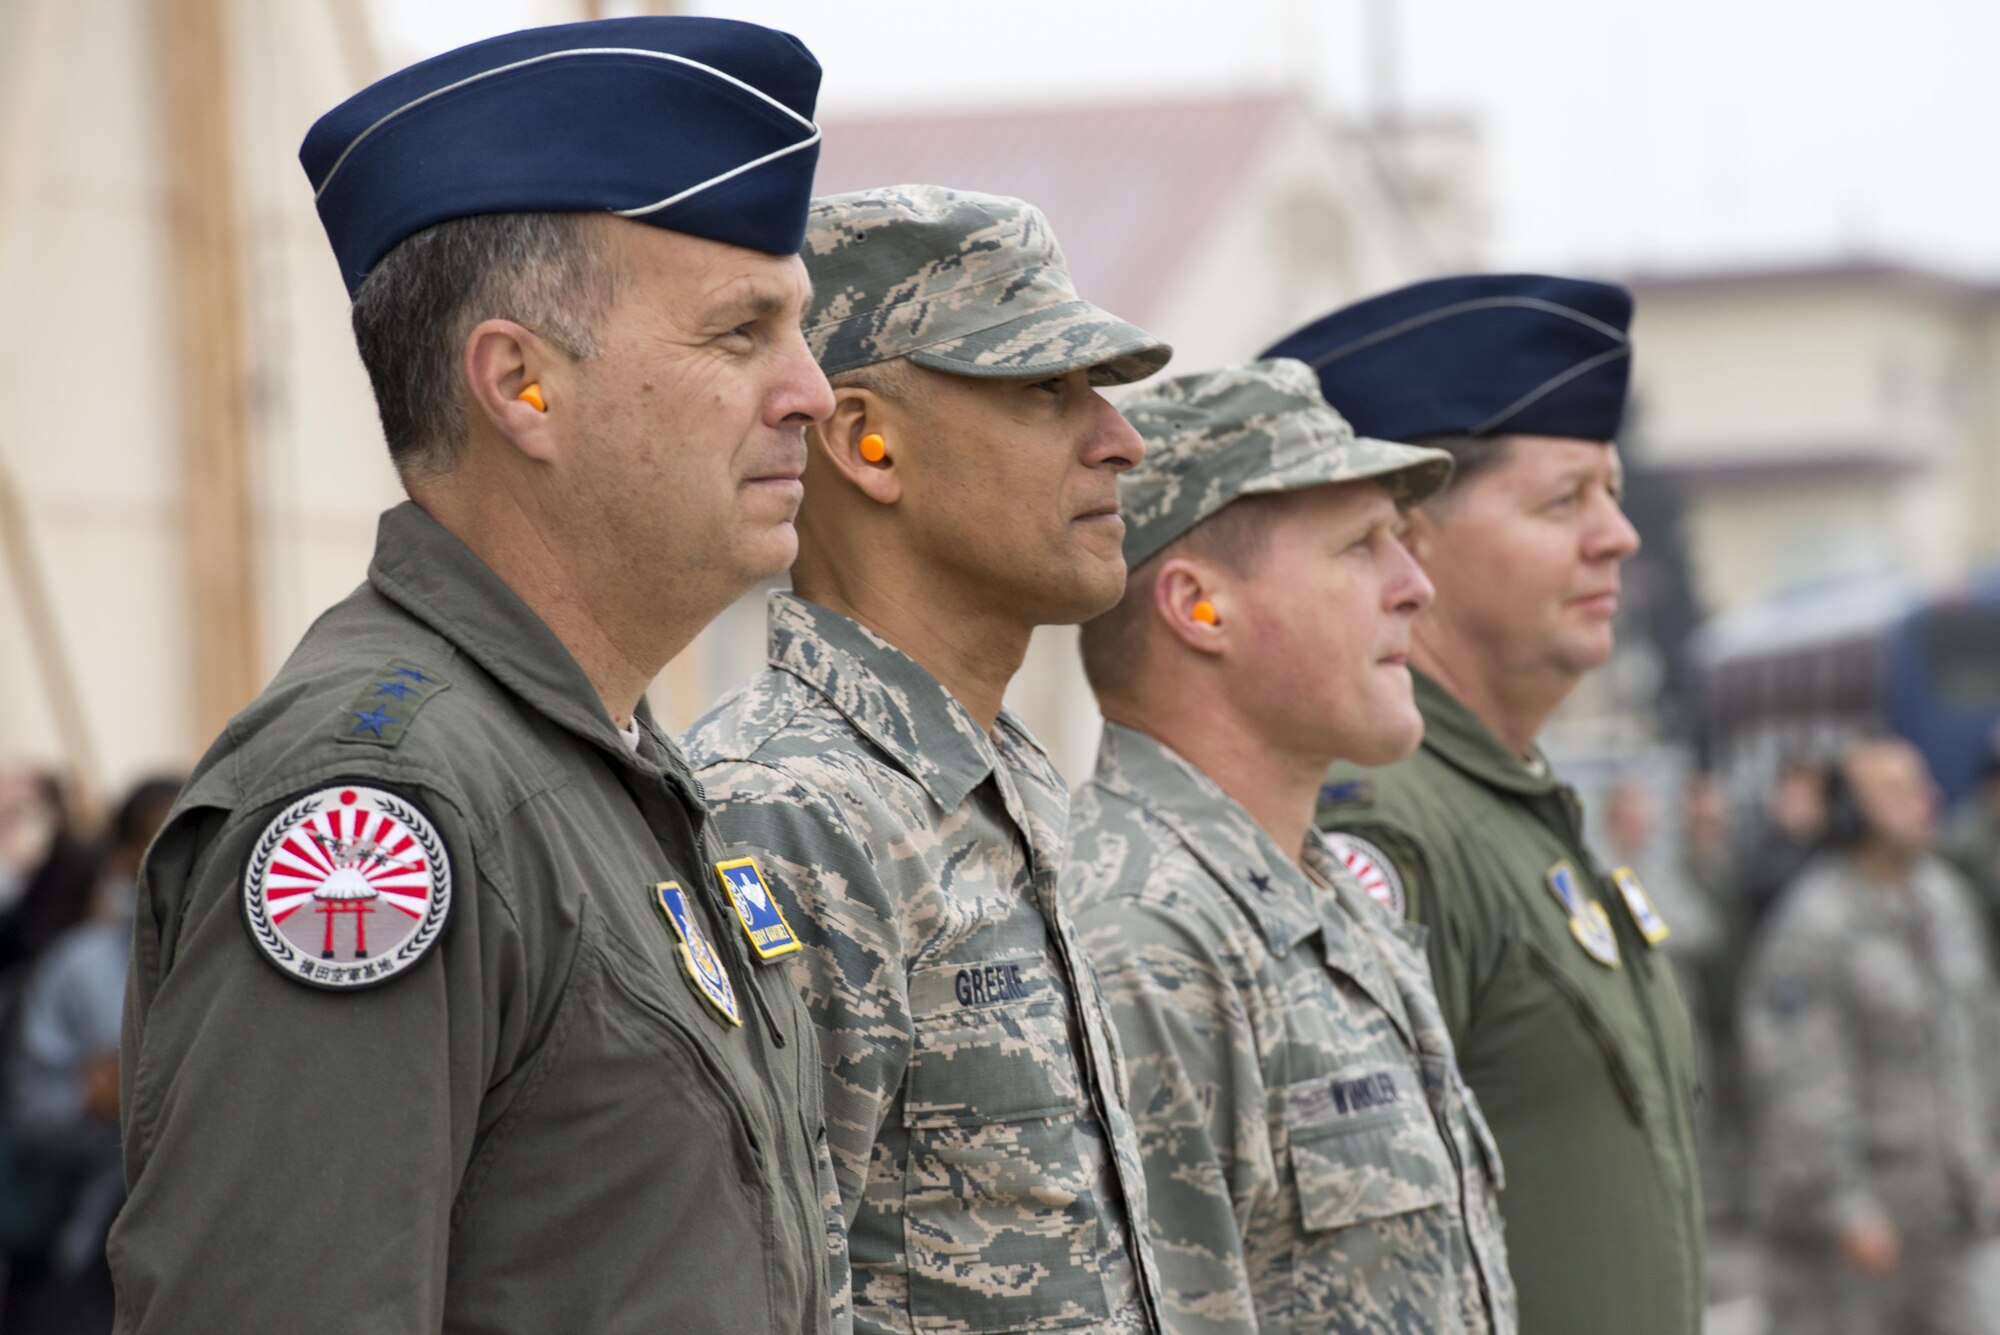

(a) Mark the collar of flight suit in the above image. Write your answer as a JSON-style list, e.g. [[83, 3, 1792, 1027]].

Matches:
[[1092, 724, 1415, 1042], [1413, 668, 1563, 799], [764, 590, 1044, 813], [365, 500, 693, 790]]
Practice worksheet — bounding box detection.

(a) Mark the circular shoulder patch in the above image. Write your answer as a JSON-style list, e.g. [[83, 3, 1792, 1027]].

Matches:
[[1324, 832, 1407, 917], [241, 784, 453, 990]]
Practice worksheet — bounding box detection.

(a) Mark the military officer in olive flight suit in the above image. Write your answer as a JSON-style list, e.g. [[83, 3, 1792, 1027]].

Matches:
[[1264, 275, 1703, 1335], [113, 19, 846, 1333]]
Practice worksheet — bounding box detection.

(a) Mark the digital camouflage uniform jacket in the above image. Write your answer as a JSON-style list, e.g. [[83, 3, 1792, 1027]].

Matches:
[[1319, 673, 1702, 1335], [1069, 725, 1514, 1335], [686, 592, 1163, 1335], [114, 503, 841, 1335], [1741, 852, 2000, 1243]]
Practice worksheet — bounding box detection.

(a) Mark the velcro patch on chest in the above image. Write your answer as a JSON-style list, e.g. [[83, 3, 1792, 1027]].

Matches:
[[1546, 860, 1620, 968], [713, 856, 801, 960], [908, 959, 1048, 1012], [655, 881, 742, 1027], [1611, 866, 1671, 946], [1288, 1067, 1412, 1124]]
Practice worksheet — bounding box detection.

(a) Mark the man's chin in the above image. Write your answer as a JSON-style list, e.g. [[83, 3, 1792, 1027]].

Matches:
[[1042, 552, 1127, 626], [1554, 624, 1618, 677], [736, 520, 800, 585]]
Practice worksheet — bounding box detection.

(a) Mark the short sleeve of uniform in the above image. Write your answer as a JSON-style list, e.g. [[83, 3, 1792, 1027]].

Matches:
[[114, 782, 531, 1335]]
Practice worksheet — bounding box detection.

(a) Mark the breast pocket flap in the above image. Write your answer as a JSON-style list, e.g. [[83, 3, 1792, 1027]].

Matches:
[[1288, 1071, 1455, 1234], [903, 958, 1084, 1128]]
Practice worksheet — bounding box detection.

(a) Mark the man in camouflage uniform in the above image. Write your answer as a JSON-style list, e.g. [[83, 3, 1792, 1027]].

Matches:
[[1068, 360, 1515, 1335], [1742, 734, 2000, 1335], [685, 185, 1172, 1335], [1263, 275, 1702, 1335]]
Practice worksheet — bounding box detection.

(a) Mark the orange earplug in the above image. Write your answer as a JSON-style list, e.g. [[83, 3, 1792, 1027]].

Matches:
[[859, 433, 887, 463], [517, 383, 546, 413], [1191, 600, 1218, 625]]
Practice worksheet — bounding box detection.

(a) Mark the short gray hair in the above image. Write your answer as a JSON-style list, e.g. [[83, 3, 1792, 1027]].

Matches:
[[349, 212, 620, 478]]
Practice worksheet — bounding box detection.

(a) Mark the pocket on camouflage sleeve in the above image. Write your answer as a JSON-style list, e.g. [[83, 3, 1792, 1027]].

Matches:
[[900, 958, 1111, 1332], [1284, 1067, 1462, 1319]]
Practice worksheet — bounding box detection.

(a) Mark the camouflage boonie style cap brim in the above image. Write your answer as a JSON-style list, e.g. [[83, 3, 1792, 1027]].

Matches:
[[802, 184, 1172, 386], [1118, 358, 1454, 567]]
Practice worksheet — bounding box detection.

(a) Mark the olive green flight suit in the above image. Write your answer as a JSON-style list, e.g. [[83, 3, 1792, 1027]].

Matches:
[[113, 502, 840, 1335], [1318, 672, 1702, 1335]]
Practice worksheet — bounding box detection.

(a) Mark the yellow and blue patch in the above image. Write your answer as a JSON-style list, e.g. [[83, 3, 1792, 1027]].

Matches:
[[715, 856, 802, 961], [1612, 867, 1672, 946], [654, 882, 740, 1027], [1545, 860, 1620, 968]]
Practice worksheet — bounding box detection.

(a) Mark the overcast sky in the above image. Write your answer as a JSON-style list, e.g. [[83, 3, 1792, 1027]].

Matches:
[[378, 0, 2000, 278]]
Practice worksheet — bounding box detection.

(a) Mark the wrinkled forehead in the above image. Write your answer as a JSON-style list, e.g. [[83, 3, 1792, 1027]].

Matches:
[[612, 219, 814, 309]]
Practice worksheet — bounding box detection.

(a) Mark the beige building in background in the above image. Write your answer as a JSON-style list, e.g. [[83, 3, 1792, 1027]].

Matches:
[[0, 1, 1481, 799], [1628, 261, 2000, 618], [0, 0, 399, 808]]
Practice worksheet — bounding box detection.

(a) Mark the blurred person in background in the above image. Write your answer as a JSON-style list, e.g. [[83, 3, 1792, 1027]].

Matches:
[[3, 776, 180, 1335], [1679, 770, 1753, 1221], [1741, 733, 2000, 1335], [1739, 754, 1830, 927], [1272, 275, 1703, 1335], [1941, 734, 2000, 929], [0, 768, 95, 975]]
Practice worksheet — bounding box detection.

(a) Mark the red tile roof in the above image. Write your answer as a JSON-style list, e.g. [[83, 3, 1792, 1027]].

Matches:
[[813, 95, 1297, 324]]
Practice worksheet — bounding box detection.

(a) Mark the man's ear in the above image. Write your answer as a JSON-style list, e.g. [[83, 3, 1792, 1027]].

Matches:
[[1152, 557, 1227, 656], [808, 385, 902, 506], [465, 319, 560, 462]]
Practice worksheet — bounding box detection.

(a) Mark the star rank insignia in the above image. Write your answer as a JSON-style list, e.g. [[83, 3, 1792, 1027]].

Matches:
[[337, 661, 448, 749], [241, 784, 452, 990], [714, 857, 801, 961], [654, 882, 741, 1026]]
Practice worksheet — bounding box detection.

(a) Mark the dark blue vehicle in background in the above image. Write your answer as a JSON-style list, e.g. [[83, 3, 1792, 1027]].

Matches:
[[1692, 567, 2000, 803]]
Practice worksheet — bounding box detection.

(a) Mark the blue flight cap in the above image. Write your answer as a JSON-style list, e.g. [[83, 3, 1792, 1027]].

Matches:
[[1260, 274, 1634, 443], [300, 16, 823, 296]]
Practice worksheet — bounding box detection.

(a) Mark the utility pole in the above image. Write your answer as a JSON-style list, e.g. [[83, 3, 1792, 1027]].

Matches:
[[160, 0, 262, 744]]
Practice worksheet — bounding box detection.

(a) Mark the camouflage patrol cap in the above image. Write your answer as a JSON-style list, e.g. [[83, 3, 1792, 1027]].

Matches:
[[801, 184, 1172, 385], [1118, 358, 1454, 568]]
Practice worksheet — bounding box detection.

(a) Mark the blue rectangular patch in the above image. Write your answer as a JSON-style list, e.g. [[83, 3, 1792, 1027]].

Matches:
[[715, 857, 802, 961]]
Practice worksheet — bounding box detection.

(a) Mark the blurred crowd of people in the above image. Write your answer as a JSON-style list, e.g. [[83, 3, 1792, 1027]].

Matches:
[[0, 768, 181, 1334], [1597, 733, 2000, 1333]]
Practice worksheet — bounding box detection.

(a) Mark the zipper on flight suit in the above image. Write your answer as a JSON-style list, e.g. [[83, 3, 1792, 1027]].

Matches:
[[1522, 940, 1648, 1125]]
